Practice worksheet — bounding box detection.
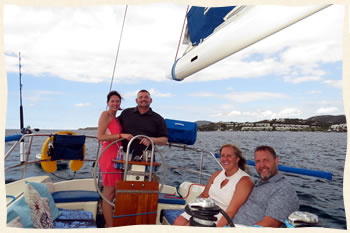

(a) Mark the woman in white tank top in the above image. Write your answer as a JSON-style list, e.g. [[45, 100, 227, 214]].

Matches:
[[174, 144, 254, 227]]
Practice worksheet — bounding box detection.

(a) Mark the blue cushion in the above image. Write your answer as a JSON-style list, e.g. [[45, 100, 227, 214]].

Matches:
[[161, 209, 185, 225], [54, 208, 96, 228], [27, 181, 61, 220], [54, 220, 96, 229], [7, 197, 33, 228], [52, 190, 100, 203], [158, 193, 186, 205], [56, 208, 95, 220]]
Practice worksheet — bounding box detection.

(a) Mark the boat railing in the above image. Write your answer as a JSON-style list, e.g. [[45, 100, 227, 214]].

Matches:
[[5, 133, 223, 185], [5, 133, 100, 179], [161, 142, 223, 185]]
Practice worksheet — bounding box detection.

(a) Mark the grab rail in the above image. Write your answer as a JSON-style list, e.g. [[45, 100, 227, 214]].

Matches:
[[124, 135, 155, 181]]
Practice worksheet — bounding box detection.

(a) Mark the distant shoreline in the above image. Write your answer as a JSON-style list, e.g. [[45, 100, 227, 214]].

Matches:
[[6, 115, 346, 132], [78, 127, 98, 130]]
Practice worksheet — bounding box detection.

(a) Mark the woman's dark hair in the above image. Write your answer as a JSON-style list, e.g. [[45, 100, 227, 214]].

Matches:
[[107, 90, 122, 102]]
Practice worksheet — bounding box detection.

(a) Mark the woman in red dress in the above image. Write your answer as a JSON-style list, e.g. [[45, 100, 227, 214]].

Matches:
[[97, 90, 132, 227]]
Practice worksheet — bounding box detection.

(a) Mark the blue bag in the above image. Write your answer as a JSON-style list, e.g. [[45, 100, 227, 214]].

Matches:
[[52, 135, 86, 160]]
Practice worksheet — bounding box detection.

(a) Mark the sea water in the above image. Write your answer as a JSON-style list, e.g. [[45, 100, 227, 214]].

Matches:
[[4, 129, 347, 229]]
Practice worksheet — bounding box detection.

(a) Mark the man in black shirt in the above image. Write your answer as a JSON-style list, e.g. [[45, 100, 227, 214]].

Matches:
[[118, 89, 168, 160]]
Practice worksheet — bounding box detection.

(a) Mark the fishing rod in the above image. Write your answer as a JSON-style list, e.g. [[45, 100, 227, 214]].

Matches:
[[5, 53, 39, 144], [19, 52, 24, 132], [18, 53, 37, 161], [18, 52, 26, 163], [5, 52, 26, 145]]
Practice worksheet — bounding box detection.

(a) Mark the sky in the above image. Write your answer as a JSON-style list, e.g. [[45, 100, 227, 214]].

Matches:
[[3, 3, 345, 130]]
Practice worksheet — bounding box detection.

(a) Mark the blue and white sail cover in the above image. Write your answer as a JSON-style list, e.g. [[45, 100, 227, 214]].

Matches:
[[171, 5, 330, 81], [186, 6, 235, 46]]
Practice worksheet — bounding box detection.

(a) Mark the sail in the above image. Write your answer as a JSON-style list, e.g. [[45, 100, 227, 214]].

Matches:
[[171, 5, 331, 81]]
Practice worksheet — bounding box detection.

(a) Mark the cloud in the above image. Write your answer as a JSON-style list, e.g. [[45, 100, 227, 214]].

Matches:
[[258, 110, 277, 119], [122, 90, 139, 99], [223, 91, 288, 103], [148, 88, 173, 98], [322, 79, 343, 88], [183, 58, 284, 82], [26, 90, 63, 103], [189, 91, 287, 103], [207, 105, 306, 123], [188, 92, 216, 97], [316, 107, 338, 114], [227, 110, 241, 116], [210, 109, 278, 122], [122, 89, 173, 99], [74, 103, 91, 107], [308, 90, 321, 95], [283, 75, 322, 84], [253, 6, 343, 63], [278, 108, 302, 117], [4, 5, 343, 84], [4, 4, 188, 83]]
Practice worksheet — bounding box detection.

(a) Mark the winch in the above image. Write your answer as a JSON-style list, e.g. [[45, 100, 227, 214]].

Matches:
[[285, 211, 320, 228], [185, 198, 235, 227]]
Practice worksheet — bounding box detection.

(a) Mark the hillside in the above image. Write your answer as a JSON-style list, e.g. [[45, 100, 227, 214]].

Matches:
[[78, 115, 346, 131], [305, 115, 346, 126], [196, 114, 347, 132], [195, 120, 213, 126]]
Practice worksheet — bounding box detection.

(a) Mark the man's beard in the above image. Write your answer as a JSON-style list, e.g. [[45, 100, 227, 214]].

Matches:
[[258, 168, 276, 181], [259, 172, 273, 181]]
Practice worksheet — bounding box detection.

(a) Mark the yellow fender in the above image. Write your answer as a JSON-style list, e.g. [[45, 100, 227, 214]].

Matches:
[[40, 131, 85, 173]]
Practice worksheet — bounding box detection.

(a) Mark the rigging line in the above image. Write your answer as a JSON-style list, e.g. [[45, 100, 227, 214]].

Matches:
[[174, 5, 189, 62], [108, 5, 129, 94]]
